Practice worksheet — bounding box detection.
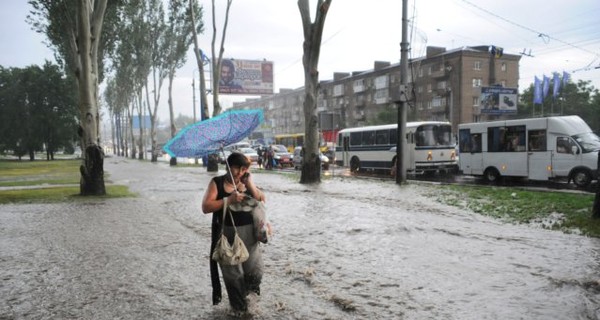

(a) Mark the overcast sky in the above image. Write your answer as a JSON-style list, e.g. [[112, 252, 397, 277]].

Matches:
[[1, 0, 599, 121]]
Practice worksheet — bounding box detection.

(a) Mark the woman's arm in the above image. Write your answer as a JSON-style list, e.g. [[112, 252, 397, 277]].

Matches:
[[202, 180, 225, 214]]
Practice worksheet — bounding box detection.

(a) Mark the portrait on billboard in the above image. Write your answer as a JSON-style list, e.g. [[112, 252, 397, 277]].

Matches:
[[480, 87, 517, 114], [219, 59, 243, 91]]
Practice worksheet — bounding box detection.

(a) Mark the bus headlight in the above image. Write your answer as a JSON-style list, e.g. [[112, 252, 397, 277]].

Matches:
[[427, 151, 433, 161]]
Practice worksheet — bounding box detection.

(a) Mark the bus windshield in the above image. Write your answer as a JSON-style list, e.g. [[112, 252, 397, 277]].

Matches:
[[415, 124, 453, 147], [573, 132, 600, 153]]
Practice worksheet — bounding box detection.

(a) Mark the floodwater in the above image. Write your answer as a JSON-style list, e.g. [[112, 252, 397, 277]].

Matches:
[[1, 156, 599, 319]]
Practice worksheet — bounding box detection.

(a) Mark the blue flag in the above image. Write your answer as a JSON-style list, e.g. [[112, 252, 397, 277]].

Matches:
[[562, 71, 570, 87], [533, 76, 543, 104], [542, 75, 550, 98], [552, 72, 561, 98]]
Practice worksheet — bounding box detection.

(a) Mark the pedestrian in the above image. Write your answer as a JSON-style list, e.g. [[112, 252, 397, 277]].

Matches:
[[202, 152, 266, 314], [257, 147, 263, 169]]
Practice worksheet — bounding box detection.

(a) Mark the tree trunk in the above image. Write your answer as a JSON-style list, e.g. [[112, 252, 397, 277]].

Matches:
[[76, 0, 107, 196], [298, 0, 331, 184]]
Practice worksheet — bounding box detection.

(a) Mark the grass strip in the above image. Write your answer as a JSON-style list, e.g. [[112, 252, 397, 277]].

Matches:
[[432, 184, 600, 238]]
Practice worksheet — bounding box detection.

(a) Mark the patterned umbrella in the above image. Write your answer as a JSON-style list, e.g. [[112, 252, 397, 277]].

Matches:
[[162, 109, 264, 158]]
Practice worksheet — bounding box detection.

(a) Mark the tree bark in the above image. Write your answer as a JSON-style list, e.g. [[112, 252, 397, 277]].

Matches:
[[298, 0, 331, 184], [76, 0, 107, 195]]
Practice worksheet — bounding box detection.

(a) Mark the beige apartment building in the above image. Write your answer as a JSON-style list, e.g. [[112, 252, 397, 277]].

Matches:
[[232, 45, 521, 141]]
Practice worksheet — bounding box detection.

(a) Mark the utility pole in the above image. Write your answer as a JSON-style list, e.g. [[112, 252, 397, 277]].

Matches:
[[396, 0, 409, 184]]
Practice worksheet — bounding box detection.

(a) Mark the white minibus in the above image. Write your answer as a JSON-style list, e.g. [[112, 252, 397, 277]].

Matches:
[[458, 115, 600, 187]]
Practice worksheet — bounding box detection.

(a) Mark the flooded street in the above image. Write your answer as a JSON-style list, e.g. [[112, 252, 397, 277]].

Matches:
[[1, 156, 599, 319]]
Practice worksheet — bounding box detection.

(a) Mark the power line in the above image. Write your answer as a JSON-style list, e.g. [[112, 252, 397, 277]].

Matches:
[[459, 0, 600, 57]]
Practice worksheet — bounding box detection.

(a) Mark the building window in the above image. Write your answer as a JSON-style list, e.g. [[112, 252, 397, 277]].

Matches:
[[427, 84, 432, 92], [374, 89, 389, 104], [437, 81, 447, 90], [472, 97, 479, 106], [353, 79, 365, 93], [418, 67, 423, 77], [333, 84, 344, 97], [501, 62, 507, 72], [472, 78, 482, 87], [374, 75, 389, 89], [428, 66, 432, 75], [500, 80, 507, 87], [417, 86, 423, 93], [474, 61, 481, 70]]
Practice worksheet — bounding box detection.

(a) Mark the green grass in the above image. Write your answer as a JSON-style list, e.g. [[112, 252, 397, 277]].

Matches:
[[0, 159, 135, 203], [431, 184, 600, 238]]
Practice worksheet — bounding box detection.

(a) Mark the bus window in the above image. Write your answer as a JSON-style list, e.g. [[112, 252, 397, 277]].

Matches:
[[390, 129, 397, 145], [362, 130, 376, 145], [471, 134, 482, 152], [459, 129, 471, 152], [376, 130, 389, 145], [528, 129, 546, 151], [350, 132, 361, 146], [556, 137, 571, 154]]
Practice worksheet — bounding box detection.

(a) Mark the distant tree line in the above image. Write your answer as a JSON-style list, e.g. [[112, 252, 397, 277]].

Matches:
[[0, 62, 78, 160]]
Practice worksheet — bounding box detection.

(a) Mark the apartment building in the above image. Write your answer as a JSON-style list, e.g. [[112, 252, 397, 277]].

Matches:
[[232, 45, 521, 139]]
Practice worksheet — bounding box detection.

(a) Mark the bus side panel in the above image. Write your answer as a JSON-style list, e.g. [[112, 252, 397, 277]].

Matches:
[[528, 151, 552, 181]]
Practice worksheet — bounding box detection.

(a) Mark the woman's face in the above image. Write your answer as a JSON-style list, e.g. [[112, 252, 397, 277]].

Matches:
[[230, 165, 249, 182]]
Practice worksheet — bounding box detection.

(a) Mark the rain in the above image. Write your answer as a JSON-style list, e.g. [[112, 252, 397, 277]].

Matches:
[[1, 156, 599, 319]]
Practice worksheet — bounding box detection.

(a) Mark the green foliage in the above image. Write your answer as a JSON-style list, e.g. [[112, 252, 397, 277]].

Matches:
[[433, 184, 600, 237], [0, 64, 78, 159]]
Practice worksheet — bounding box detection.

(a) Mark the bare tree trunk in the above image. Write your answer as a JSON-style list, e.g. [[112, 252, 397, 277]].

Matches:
[[77, 0, 107, 196], [298, 0, 331, 184]]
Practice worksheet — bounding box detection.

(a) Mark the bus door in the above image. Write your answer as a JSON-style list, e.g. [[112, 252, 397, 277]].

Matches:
[[458, 130, 483, 175], [551, 136, 582, 178], [342, 136, 350, 167], [527, 129, 551, 181]]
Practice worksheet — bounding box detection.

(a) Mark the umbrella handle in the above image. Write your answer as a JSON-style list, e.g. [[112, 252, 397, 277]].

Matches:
[[221, 146, 239, 193]]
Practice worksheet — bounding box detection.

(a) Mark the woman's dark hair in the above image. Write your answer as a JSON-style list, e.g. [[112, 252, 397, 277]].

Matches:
[[227, 151, 251, 168]]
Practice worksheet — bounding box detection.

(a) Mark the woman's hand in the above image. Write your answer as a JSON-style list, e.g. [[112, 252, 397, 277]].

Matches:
[[227, 191, 246, 204]]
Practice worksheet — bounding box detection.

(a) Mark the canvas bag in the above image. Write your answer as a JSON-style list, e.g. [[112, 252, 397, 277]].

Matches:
[[212, 197, 249, 266], [228, 196, 272, 244]]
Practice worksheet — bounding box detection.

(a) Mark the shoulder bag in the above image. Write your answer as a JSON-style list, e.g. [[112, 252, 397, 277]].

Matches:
[[211, 197, 249, 266]]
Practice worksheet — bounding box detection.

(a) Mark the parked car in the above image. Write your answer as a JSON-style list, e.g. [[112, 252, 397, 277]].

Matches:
[[238, 147, 259, 163], [292, 146, 330, 170], [270, 144, 293, 168]]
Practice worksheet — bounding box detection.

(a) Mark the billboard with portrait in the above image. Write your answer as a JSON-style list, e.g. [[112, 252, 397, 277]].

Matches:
[[480, 86, 518, 114], [218, 59, 274, 95]]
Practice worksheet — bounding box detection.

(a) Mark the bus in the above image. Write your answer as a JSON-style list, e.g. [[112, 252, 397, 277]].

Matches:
[[274, 133, 304, 153], [458, 115, 600, 187], [275, 132, 331, 154], [335, 121, 457, 174]]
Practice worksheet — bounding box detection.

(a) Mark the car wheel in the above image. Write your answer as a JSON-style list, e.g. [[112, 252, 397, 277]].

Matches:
[[572, 169, 592, 188], [484, 167, 500, 183], [350, 157, 361, 172]]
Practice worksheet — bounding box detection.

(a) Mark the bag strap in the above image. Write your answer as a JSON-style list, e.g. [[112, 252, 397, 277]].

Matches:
[[221, 196, 239, 234]]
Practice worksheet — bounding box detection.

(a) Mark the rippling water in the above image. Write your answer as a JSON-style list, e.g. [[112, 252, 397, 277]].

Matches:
[[1, 157, 598, 319]]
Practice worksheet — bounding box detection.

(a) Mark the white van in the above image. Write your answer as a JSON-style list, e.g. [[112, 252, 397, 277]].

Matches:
[[458, 115, 600, 187]]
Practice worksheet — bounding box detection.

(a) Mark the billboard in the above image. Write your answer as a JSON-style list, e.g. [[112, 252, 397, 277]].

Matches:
[[480, 86, 518, 114], [219, 59, 274, 95]]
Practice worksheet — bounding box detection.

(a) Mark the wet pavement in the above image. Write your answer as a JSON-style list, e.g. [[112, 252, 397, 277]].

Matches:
[[1, 156, 599, 319]]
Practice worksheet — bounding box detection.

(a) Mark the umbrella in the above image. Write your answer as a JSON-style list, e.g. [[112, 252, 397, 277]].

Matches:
[[163, 109, 264, 158]]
